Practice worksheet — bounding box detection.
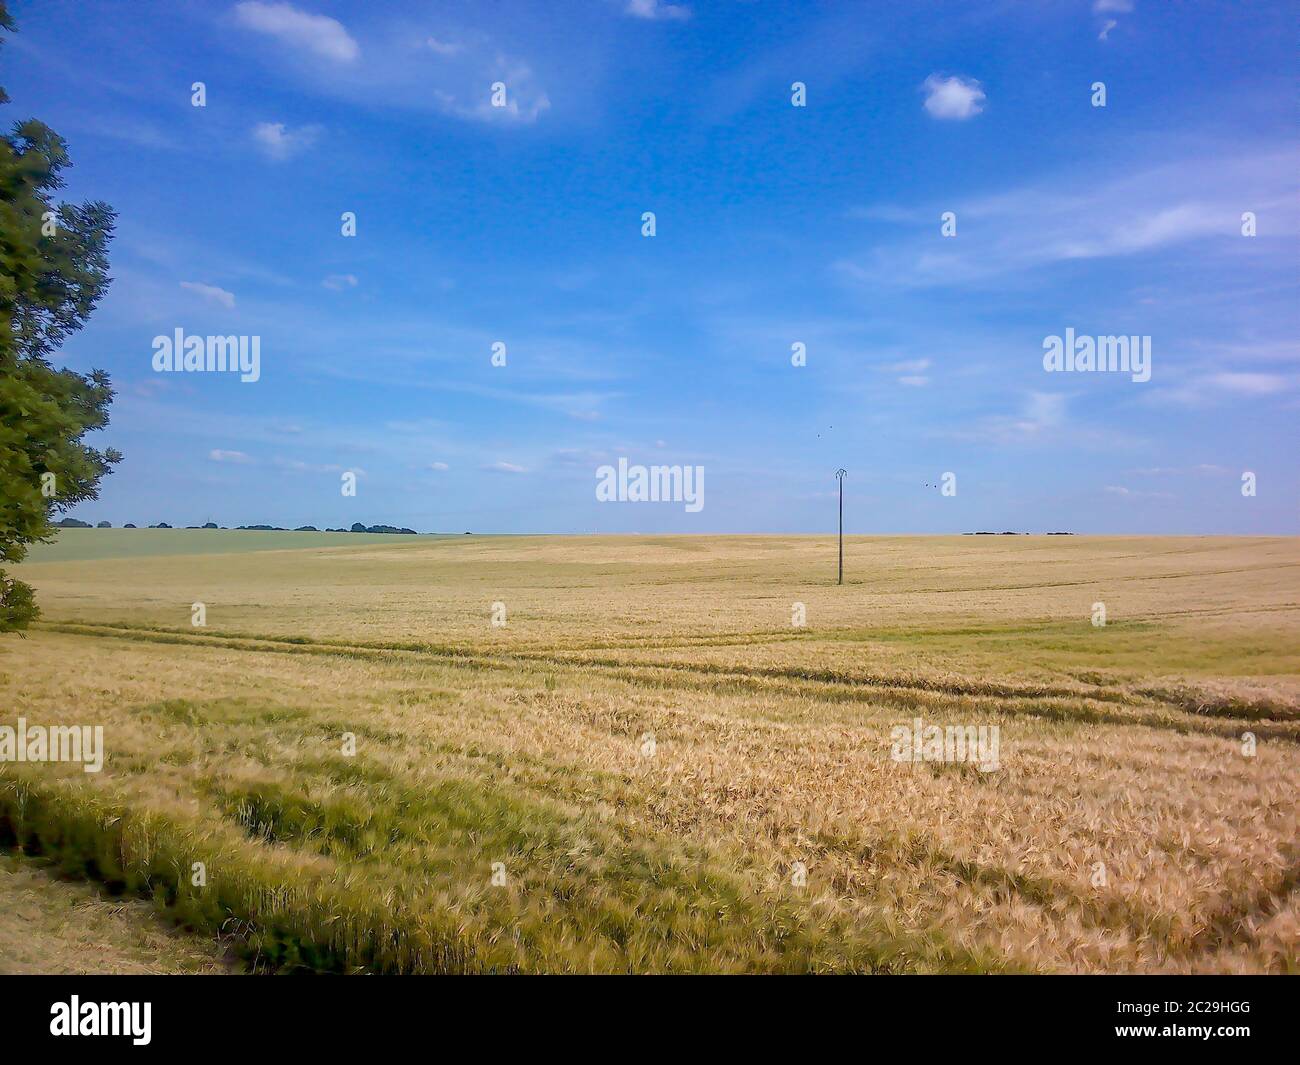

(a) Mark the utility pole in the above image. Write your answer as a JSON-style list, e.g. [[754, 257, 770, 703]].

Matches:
[[835, 468, 847, 585]]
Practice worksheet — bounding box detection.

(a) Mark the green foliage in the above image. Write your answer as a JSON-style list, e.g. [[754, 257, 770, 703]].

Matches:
[[0, 2, 119, 632]]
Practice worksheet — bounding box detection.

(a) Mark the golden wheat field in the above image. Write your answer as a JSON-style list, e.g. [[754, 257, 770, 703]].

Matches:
[[1, 530, 1297, 973]]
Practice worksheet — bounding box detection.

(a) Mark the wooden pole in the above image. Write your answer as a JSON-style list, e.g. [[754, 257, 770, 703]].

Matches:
[[836, 469, 846, 585]]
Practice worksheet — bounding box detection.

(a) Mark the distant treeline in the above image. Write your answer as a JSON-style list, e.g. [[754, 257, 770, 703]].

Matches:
[[963, 531, 1075, 536], [53, 519, 422, 534]]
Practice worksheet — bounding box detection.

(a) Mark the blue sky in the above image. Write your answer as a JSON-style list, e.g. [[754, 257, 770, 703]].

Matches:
[[7, 0, 1297, 533]]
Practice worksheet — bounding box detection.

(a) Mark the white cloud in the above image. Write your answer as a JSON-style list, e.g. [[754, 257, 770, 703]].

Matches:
[[1202, 372, 1289, 396], [1024, 391, 1066, 427], [209, 449, 253, 464], [881, 358, 931, 374], [484, 461, 527, 474], [273, 457, 362, 475], [322, 273, 358, 290], [434, 75, 551, 125], [180, 281, 236, 308], [429, 461, 450, 471], [847, 203, 921, 224], [1105, 483, 1172, 500], [946, 392, 1072, 446], [231, 13, 547, 129], [1208, 340, 1300, 364], [1095, 1, 1132, 40], [1127, 465, 1227, 477], [877, 357, 931, 386], [922, 75, 986, 120], [233, 2, 358, 62], [1052, 203, 1218, 258], [626, 0, 691, 20], [1148, 370, 1296, 409], [421, 49, 552, 125], [551, 448, 611, 468], [252, 121, 321, 161]]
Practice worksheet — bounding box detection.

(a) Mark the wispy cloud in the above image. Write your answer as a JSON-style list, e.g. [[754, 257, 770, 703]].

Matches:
[[209, 449, 253, 464], [837, 146, 1299, 289], [252, 121, 321, 161], [878, 357, 931, 386], [233, 2, 358, 62], [1205, 372, 1292, 396], [1151, 370, 1296, 408], [1127, 464, 1227, 476], [483, 461, 528, 474], [229, 11, 548, 128], [274, 457, 363, 476], [1024, 391, 1067, 427], [1105, 484, 1173, 500], [322, 274, 358, 291], [625, 0, 691, 21], [881, 358, 931, 374], [434, 56, 551, 124], [180, 281, 236, 308], [84, 118, 175, 151], [847, 204, 922, 224], [944, 392, 1084, 447], [1095, 0, 1133, 41], [425, 37, 463, 56]]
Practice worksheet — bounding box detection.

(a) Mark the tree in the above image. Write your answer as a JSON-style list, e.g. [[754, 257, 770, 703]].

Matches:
[[0, 2, 119, 632]]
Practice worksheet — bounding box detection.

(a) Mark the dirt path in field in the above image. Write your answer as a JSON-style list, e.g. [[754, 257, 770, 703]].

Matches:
[[0, 851, 239, 975]]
